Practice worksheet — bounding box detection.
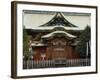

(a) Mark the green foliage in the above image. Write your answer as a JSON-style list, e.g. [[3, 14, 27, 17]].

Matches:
[[77, 26, 90, 43], [23, 26, 30, 59], [76, 25, 91, 58]]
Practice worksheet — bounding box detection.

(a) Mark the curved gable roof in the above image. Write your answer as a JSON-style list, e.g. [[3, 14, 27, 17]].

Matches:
[[39, 12, 78, 27], [42, 31, 76, 39]]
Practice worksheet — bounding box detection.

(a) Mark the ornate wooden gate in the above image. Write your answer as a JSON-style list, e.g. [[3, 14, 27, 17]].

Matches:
[[51, 38, 66, 59], [46, 37, 79, 60]]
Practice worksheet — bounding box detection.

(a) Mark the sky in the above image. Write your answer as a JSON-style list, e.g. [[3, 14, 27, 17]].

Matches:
[[23, 10, 91, 30]]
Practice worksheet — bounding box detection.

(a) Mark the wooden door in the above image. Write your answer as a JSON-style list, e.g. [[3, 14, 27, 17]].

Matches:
[[51, 38, 67, 60], [46, 37, 79, 60]]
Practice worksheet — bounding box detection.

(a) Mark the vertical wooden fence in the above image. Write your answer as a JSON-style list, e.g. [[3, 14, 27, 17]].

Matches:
[[23, 59, 90, 69]]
